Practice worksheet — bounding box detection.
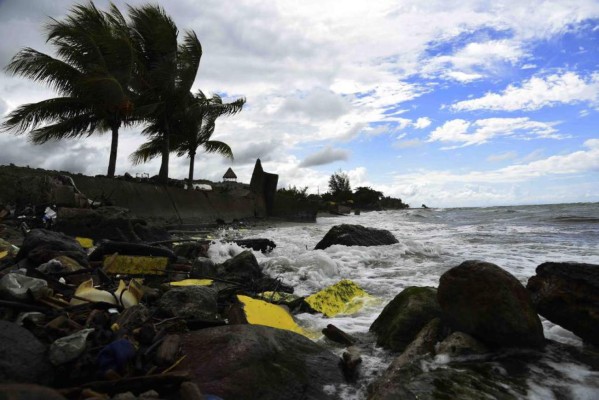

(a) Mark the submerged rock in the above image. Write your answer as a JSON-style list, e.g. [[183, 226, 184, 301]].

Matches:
[[370, 286, 441, 352], [314, 224, 398, 250], [527, 261, 599, 346], [438, 260, 544, 349], [178, 324, 345, 400]]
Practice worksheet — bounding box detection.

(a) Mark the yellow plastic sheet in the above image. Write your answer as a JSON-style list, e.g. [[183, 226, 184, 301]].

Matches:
[[170, 279, 214, 287], [237, 295, 308, 336], [0, 250, 8, 260], [305, 279, 371, 317], [76, 237, 94, 249], [103, 255, 169, 275]]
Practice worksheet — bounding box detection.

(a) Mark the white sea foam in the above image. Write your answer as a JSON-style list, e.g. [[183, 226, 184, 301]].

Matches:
[[217, 204, 599, 399]]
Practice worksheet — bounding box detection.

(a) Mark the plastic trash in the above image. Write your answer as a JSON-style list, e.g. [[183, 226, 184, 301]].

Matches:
[[103, 254, 169, 275], [169, 279, 213, 287], [70, 279, 143, 309], [96, 339, 136, 375], [49, 328, 95, 365], [304, 279, 372, 317], [236, 295, 308, 337], [0, 273, 51, 300]]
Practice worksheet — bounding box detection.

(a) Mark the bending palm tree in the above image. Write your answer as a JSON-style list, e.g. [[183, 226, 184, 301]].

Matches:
[[1, 3, 135, 177], [128, 4, 202, 183], [131, 90, 245, 187]]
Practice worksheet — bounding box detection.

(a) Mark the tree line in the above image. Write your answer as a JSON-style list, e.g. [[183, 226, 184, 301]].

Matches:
[[278, 171, 409, 211], [1, 2, 245, 186]]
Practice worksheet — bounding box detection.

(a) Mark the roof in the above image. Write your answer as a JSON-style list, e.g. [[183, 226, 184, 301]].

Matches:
[[223, 167, 237, 179]]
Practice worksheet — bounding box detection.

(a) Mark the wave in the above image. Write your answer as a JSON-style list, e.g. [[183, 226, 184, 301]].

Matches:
[[549, 216, 599, 224]]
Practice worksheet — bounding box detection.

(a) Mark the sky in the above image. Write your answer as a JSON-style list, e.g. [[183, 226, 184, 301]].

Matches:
[[0, 0, 598, 208]]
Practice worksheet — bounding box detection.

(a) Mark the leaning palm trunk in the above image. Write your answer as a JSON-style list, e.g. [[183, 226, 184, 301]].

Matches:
[[188, 151, 196, 188], [107, 122, 120, 177]]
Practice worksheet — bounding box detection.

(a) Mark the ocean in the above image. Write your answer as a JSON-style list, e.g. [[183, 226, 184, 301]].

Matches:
[[207, 202, 599, 399]]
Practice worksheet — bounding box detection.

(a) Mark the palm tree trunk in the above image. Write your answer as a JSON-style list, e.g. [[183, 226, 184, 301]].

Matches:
[[158, 133, 170, 184], [187, 151, 196, 189], [107, 124, 119, 178]]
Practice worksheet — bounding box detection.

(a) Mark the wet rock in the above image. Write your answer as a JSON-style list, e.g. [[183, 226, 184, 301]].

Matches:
[[174, 242, 209, 261], [15, 229, 88, 267], [370, 287, 441, 352], [215, 250, 263, 282], [0, 321, 53, 384], [438, 260, 544, 349], [190, 257, 216, 278], [0, 384, 67, 400], [157, 286, 218, 320], [314, 224, 398, 250], [388, 318, 445, 370], [436, 331, 488, 357], [527, 261, 599, 346], [178, 324, 345, 400]]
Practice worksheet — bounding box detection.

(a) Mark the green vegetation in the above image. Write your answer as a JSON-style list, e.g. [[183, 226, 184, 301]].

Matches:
[[277, 172, 409, 212], [1, 2, 244, 184]]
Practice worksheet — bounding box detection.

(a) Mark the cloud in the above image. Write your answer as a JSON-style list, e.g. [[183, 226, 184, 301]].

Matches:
[[277, 88, 351, 121], [414, 117, 432, 129], [452, 72, 599, 111], [231, 141, 281, 165], [299, 146, 349, 167], [394, 138, 424, 149], [428, 117, 565, 148], [487, 151, 518, 162]]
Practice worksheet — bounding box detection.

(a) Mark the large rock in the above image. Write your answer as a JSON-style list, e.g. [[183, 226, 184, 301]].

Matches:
[[314, 224, 398, 250], [438, 260, 544, 349], [0, 384, 66, 400], [15, 229, 88, 267], [370, 287, 441, 352], [0, 321, 53, 384], [527, 261, 599, 346], [177, 324, 345, 400], [157, 286, 218, 320]]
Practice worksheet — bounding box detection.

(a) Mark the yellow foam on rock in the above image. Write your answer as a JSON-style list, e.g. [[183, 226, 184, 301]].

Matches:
[[103, 255, 169, 275], [170, 279, 214, 287], [304, 279, 371, 317], [237, 295, 308, 336], [76, 237, 94, 249]]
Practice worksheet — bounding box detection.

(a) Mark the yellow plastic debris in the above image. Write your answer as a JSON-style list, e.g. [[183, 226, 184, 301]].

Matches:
[[237, 295, 308, 336], [170, 279, 214, 287], [114, 279, 144, 308], [70, 278, 143, 309], [305, 279, 371, 317], [76, 237, 94, 249], [0, 250, 7, 260], [103, 255, 169, 275]]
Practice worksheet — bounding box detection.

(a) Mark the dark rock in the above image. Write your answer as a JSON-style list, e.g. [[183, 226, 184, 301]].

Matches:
[[370, 287, 441, 352], [436, 331, 488, 357], [0, 321, 53, 384], [190, 257, 216, 278], [215, 250, 263, 282], [174, 242, 209, 261], [178, 324, 345, 400], [15, 228, 88, 267], [0, 384, 67, 400], [386, 318, 445, 370], [314, 224, 398, 250], [234, 238, 276, 253], [438, 260, 544, 349], [527, 261, 599, 346], [157, 286, 218, 320]]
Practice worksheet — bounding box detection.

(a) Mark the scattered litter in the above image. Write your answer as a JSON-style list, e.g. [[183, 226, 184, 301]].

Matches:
[[237, 295, 308, 337]]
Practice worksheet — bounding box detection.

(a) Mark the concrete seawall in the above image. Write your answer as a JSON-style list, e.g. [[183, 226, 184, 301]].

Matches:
[[0, 165, 266, 224]]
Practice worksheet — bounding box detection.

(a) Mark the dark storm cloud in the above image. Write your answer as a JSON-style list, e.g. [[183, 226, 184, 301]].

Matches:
[[231, 140, 280, 165]]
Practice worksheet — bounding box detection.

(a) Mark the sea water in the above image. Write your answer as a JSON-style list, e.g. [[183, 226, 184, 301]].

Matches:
[[208, 203, 599, 399]]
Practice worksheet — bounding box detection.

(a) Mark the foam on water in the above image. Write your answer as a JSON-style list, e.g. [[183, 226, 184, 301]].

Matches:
[[221, 203, 599, 398]]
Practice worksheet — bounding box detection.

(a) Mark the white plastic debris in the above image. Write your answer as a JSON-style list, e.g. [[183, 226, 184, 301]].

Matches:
[[49, 328, 95, 365], [0, 273, 51, 300]]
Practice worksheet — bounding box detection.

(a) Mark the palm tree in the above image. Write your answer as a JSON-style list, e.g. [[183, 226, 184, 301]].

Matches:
[[1, 2, 136, 177], [128, 4, 202, 183], [130, 90, 245, 187]]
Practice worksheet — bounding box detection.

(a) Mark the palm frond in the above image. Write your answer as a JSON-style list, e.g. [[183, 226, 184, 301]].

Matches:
[[129, 138, 163, 165], [29, 114, 100, 144], [1, 98, 89, 134], [202, 140, 233, 159]]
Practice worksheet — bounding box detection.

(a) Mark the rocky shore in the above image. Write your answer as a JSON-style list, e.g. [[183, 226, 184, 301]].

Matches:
[[1, 207, 598, 399]]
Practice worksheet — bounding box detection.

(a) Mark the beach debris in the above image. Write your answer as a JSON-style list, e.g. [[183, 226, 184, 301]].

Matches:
[[304, 279, 371, 317], [76, 237, 94, 249], [156, 334, 182, 366], [236, 294, 307, 336], [103, 254, 170, 275], [96, 339, 136, 376], [69, 279, 143, 308], [322, 324, 355, 346], [170, 279, 214, 287], [49, 328, 95, 365], [0, 272, 51, 300]]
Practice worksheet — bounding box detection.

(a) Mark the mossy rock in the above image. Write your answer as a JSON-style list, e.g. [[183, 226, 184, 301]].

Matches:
[[370, 286, 441, 352]]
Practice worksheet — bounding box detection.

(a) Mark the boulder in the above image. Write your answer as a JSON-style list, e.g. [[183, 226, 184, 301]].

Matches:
[[436, 331, 488, 357], [157, 286, 219, 320], [0, 321, 53, 384], [527, 261, 599, 346], [190, 257, 216, 278], [15, 229, 88, 267], [315, 224, 398, 250], [387, 318, 445, 370], [177, 325, 345, 400], [438, 260, 544, 349], [0, 384, 67, 400], [370, 287, 441, 352]]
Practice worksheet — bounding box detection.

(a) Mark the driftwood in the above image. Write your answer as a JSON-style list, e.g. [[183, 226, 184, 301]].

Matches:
[[58, 371, 192, 398], [322, 324, 355, 346]]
